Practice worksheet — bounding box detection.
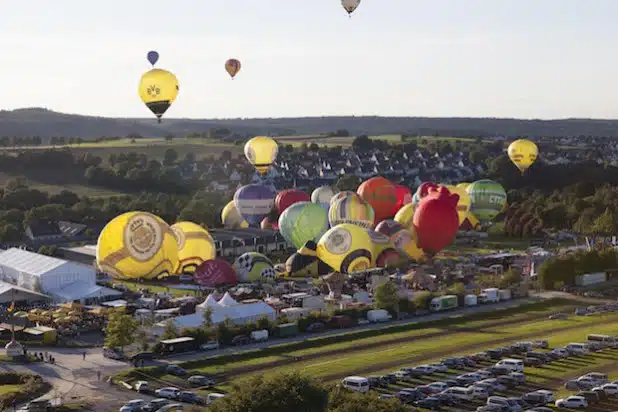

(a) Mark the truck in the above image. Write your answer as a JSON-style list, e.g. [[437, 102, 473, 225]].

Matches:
[[499, 289, 512, 301], [250, 329, 269, 342], [464, 294, 478, 307], [367, 309, 392, 323], [479, 288, 500, 304], [429, 295, 459, 312], [276, 322, 299, 338]]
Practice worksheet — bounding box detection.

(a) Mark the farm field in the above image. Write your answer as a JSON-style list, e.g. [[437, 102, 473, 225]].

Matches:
[[120, 299, 616, 401], [0, 384, 21, 396]]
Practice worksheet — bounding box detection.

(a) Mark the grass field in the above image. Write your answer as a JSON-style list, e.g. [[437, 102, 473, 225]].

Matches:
[[0, 384, 22, 396], [119, 298, 614, 399]]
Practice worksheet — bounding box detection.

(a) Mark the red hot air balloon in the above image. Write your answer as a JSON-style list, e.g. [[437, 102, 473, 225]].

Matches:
[[415, 182, 439, 200], [194, 259, 238, 287], [413, 186, 459, 255], [393, 185, 413, 215], [275, 189, 310, 215], [261, 216, 279, 231], [357, 177, 398, 223]]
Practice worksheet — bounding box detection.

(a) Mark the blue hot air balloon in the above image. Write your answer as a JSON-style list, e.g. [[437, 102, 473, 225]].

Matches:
[[233, 184, 275, 227], [147, 51, 159, 66]]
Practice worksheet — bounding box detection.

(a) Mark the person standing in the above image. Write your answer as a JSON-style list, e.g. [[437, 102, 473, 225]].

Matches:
[[82, 351, 86, 360]]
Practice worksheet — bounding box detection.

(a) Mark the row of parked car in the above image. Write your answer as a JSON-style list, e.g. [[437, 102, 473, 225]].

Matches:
[[341, 337, 617, 411]]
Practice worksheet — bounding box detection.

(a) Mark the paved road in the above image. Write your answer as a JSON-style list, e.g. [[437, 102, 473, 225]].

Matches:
[[3, 291, 606, 411]]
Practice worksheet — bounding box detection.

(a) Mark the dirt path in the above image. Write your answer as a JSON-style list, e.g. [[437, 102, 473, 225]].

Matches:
[[315, 315, 613, 382]]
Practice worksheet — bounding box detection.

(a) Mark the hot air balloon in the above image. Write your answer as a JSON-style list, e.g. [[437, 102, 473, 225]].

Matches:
[[194, 259, 238, 287], [329, 194, 375, 229], [275, 189, 310, 215], [233, 184, 275, 227], [225, 58, 241, 79], [221, 200, 249, 229], [330, 191, 360, 206], [456, 182, 471, 190], [233, 252, 276, 283], [357, 177, 398, 223], [415, 182, 439, 203], [317, 223, 372, 274], [466, 179, 507, 224], [393, 185, 413, 215], [366, 230, 400, 268], [244, 136, 278, 175], [375, 220, 424, 261], [286, 241, 331, 278], [312, 186, 338, 210], [279, 202, 329, 249], [260, 216, 279, 231], [508, 139, 538, 174], [394, 203, 415, 227], [443, 185, 471, 226], [96, 212, 179, 279], [413, 187, 460, 255], [342, 0, 361, 16], [138, 69, 179, 123], [147, 51, 159, 66], [171, 222, 215, 274]]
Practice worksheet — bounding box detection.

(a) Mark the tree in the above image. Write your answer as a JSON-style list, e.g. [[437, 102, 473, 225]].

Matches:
[[163, 148, 178, 166], [374, 281, 399, 314], [335, 175, 361, 191], [202, 307, 214, 329], [209, 373, 329, 412], [104, 311, 139, 351], [161, 319, 180, 340]]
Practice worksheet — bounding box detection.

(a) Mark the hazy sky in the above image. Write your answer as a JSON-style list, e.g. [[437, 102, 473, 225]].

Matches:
[[1, 0, 616, 119]]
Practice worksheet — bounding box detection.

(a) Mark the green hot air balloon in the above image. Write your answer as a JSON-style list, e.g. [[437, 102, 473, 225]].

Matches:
[[466, 179, 507, 223], [278, 201, 330, 250]]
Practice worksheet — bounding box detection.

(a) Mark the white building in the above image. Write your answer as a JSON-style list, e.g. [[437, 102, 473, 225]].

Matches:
[[0, 248, 121, 303]]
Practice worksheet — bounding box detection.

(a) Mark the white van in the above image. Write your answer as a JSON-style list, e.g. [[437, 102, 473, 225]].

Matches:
[[206, 393, 225, 405], [566, 343, 590, 355], [587, 334, 618, 348], [495, 359, 524, 372], [342, 376, 369, 393], [443, 386, 474, 401]]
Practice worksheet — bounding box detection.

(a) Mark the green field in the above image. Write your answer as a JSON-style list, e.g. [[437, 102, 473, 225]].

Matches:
[[118, 298, 617, 400], [0, 384, 22, 396]]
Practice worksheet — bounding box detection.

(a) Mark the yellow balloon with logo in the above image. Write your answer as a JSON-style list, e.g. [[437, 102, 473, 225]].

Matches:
[[138, 68, 179, 123], [171, 222, 216, 274], [317, 224, 372, 274], [394, 203, 415, 227], [508, 139, 538, 174], [96, 212, 179, 279], [244, 136, 279, 175]]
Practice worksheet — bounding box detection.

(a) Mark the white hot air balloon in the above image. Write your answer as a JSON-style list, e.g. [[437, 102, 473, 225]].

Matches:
[[341, 0, 361, 17]]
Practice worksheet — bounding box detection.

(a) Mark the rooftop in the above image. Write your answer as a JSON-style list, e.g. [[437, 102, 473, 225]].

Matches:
[[0, 248, 69, 277]]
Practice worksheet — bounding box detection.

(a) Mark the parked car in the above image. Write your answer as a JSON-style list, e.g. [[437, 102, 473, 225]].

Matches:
[[141, 399, 170, 412], [479, 378, 506, 392], [474, 382, 496, 395], [520, 391, 548, 407], [442, 386, 474, 401], [524, 407, 553, 412], [367, 376, 387, 388], [231, 335, 251, 345], [485, 366, 510, 376], [179, 391, 203, 404], [532, 340, 549, 349], [442, 357, 466, 369], [549, 313, 568, 320], [414, 397, 441, 410], [551, 348, 570, 358], [522, 357, 542, 367], [306, 322, 325, 333], [590, 387, 608, 401], [428, 363, 449, 373], [200, 341, 219, 351], [119, 400, 145, 412], [534, 390, 555, 403], [565, 380, 593, 391], [416, 365, 437, 374], [495, 376, 519, 389], [508, 372, 526, 384], [154, 387, 180, 400], [397, 389, 425, 402], [583, 372, 609, 385], [166, 365, 187, 376], [381, 373, 398, 384], [134, 381, 149, 393], [399, 367, 423, 378], [486, 396, 522, 412], [486, 350, 503, 360], [187, 375, 215, 387], [471, 352, 491, 361], [575, 391, 600, 405], [555, 396, 588, 408], [599, 383, 618, 395], [476, 405, 509, 412], [435, 392, 460, 406]]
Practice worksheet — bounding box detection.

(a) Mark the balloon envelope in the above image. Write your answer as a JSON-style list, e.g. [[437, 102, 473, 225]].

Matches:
[[393, 185, 413, 215], [171, 221, 215, 274], [234, 184, 275, 227], [443, 185, 471, 226], [279, 202, 329, 249], [225, 58, 241, 78], [96, 211, 178, 280], [357, 177, 398, 223], [329, 194, 375, 229], [194, 259, 237, 287], [317, 223, 372, 274], [260, 216, 278, 231], [508, 139, 538, 173], [275, 189, 310, 215], [394, 203, 415, 227], [375, 220, 424, 261], [233, 252, 276, 283], [221, 200, 249, 229], [138, 69, 179, 122], [342, 0, 361, 14], [466, 179, 507, 223], [312, 186, 338, 209], [413, 187, 460, 254], [147, 51, 159, 66], [244, 136, 278, 175]]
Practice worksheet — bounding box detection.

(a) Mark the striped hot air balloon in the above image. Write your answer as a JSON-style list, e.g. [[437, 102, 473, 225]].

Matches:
[[328, 193, 375, 229]]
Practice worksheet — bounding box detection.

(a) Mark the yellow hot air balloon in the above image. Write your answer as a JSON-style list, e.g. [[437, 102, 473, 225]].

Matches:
[[96, 211, 179, 279], [317, 224, 372, 274], [225, 58, 241, 79], [171, 222, 216, 274], [508, 139, 538, 174], [138, 68, 179, 123], [444, 185, 471, 226], [221, 200, 249, 229], [456, 182, 470, 190], [244, 136, 279, 175], [394, 203, 415, 227]]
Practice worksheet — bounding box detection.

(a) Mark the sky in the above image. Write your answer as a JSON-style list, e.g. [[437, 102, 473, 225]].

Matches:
[[0, 0, 617, 119]]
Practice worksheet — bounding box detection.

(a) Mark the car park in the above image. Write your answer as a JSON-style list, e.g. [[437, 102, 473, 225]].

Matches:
[[179, 391, 203, 404], [520, 391, 548, 407], [187, 375, 215, 387], [486, 396, 522, 412], [119, 400, 145, 412], [590, 387, 608, 401], [533, 390, 554, 403], [428, 362, 449, 373], [555, 395, 588, 408], [575, 390, 599, 405], [155, 387, 181, 400], [508, 372, 526, 384], [479, 378, 506, 392], [442, 386, 474, 401], [583, 372, 609, 384], [414, 396, 441, 410], [496, 375, 519, 389], [495, 359, 524, 372], [141, 398, 170, 412], [381, 373, 398, 384], [522, 357, 542, 367], [599, 383, 618, 395], [442, 357, 466, 369]]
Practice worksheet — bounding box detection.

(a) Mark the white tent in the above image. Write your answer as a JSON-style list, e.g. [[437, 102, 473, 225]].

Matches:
[[196, 294, 219, 311], [217, 292, 238, 307]]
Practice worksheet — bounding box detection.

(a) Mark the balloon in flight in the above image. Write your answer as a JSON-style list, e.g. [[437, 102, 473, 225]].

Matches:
[[466, 179, 507, 223], [146, 51, 159, 66], [341, 0, 361, 16], [225, 58, 242, 79], [138, 69, 179, 123], [244, 136, 279, 175], [508, 139, 538, 174]]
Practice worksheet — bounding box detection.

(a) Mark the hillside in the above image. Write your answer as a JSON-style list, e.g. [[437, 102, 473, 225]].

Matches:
[[1, 108, 618, 139]]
